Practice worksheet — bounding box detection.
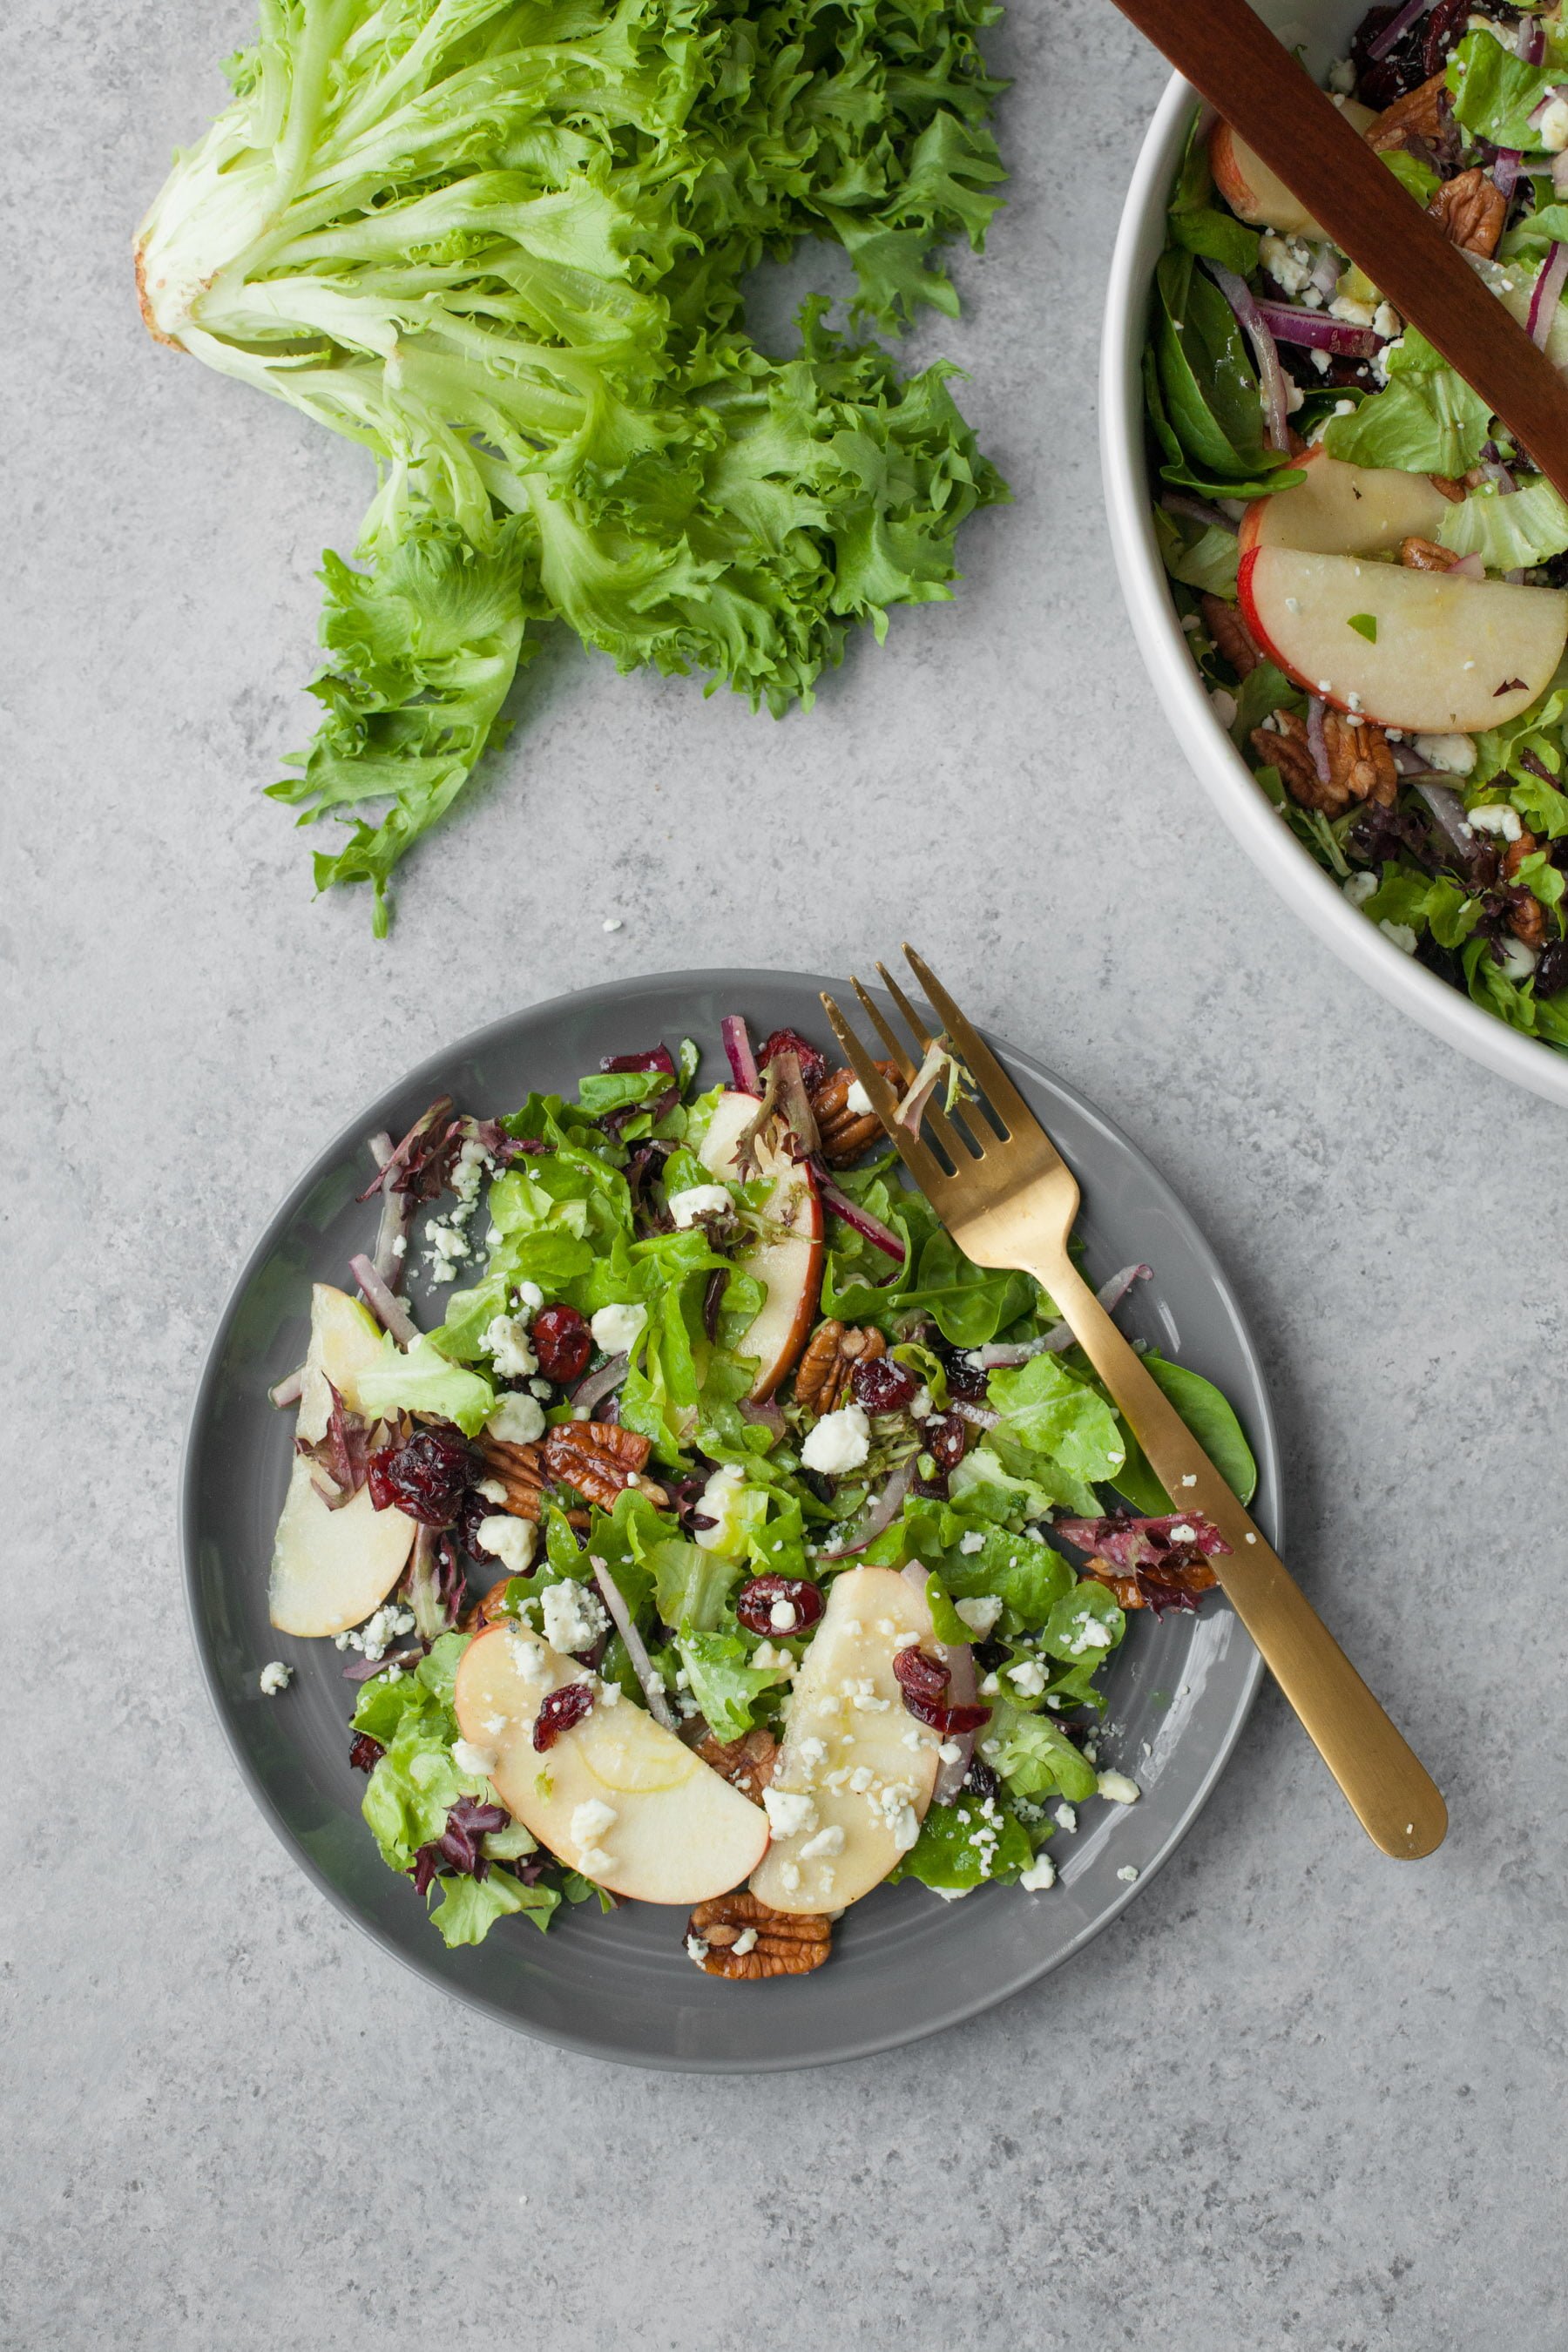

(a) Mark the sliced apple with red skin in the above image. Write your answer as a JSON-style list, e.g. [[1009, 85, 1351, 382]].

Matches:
[[698, 1089, 822, 1400], [268, 1284, 416, 1636], [1209, 104, 1373, 237], [1238, 544, 1568, 731], [750, 1567, 942, 1916], [454, 1624, 768, 1903], [1238, 446, 1452, 561]]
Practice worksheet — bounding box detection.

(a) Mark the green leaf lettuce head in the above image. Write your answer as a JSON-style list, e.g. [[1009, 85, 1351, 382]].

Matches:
[[135, 0, 1009, 931]]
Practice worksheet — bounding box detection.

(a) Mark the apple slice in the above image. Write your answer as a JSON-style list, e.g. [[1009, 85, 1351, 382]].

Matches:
[[1239, 447, 1452, 560], [1238, 545, 1568, 731], [454, 1625, 769, 1903], [1209, 105, 1373, 236], [267, 1283, 416, 1637], [698, 1089, 822, 1400], [749, 1567, 942, 1916]]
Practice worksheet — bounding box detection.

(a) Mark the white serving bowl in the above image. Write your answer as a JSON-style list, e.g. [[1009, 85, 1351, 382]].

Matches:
[[1099, 6, 1568, 1109]]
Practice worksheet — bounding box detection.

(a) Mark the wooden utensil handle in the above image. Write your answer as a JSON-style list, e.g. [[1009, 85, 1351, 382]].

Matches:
[[1032, 1256, 1448, 1858], [1110, 0, 1568, 505]]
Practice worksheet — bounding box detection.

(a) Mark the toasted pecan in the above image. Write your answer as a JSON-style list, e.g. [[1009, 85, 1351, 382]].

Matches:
[[1401, 535, 1461, 571], [1427, 166, 1506, 260], [686, 1890, 832, 1980], [1200, 592, 1263, 679], [1252, 709, 1346, 814], [472, 1435, 546, 1521], [1323, 707, 1398, 808], [794, 1318, 886, 1415], [696, 1727, 778, 1802], [1504, 829, 1547, 944], [541, 1419, 667, 1511], [1365, 70, 1450, 152], [811, 1060, 902, 1166]]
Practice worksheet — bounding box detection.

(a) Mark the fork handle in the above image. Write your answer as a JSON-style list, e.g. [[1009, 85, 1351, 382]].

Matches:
[[1029, 1256, 1447, 1859]]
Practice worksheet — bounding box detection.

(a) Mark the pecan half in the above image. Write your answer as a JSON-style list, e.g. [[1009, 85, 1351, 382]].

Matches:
[[541, 1419, 667, 1511], [696, 1727, 778, 1802], [472, 1436, 546, 1521], [1504, 829, 1547, 944], [1366, 71, 1451, 152], [1324, 707, 1398, 808], [1401, 535, 1461, 571], [686, 1890, 832, 1980], [811, 1060, 902, 1166], [1200, 591, 1262, 679], [1429, 474, 1467, 504], [1427, 166, 1506, 260], [794, 1318, 886, 1414], [1252, 709, 1346, 814]]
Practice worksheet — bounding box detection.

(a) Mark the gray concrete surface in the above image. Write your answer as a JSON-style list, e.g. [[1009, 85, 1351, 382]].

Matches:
[[5, 0, 1565, 2345]]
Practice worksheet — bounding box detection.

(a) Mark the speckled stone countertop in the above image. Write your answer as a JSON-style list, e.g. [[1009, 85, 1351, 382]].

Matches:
[[6, 0, 1564, 2342]]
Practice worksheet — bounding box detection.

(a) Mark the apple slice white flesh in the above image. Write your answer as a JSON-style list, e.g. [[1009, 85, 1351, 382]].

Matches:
[[698, 1089, 822, 1400], [750, 1567, 942, 1916], [454, 1625, 769, 1903], [1239, 448, 1452, 560], [268, 1283, 416, 1637], [1209, 105, 1373, 236], [1237, 544, 1568, 732]]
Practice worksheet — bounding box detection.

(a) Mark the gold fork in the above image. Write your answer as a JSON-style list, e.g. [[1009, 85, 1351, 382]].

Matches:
[[821, 946, 1447, 1860]]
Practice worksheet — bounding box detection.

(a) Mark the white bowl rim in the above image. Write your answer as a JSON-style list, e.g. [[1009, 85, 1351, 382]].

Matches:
[[1099, 68, 1568, 1110]]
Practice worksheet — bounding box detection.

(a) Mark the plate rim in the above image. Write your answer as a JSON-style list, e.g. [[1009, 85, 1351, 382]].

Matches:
[[180, 964, 1275, 2072]]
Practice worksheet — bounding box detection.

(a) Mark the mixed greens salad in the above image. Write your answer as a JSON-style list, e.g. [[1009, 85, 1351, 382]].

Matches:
[[260, 1012, 1254, 1975], [135, 0, 1007, 934], [1149, 0, 1568, 1054]]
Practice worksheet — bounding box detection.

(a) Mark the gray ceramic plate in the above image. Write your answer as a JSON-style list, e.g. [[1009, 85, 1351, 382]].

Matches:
[[183, 968, 1277, 2072]]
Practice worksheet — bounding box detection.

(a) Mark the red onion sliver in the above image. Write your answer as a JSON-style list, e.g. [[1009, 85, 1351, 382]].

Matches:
[[1416, 779, 1477, 855], [1493, 148, 1523, 201], [1206, 264, 1292, 452], [268, 1367, 305, 1410], [720, 1015, 760, 1096], [588, 1553, 677, 1730], [1160, 490, 1239, 535], [1253, 301, 1382, 360], [348, 1253, 419, 1347], [819, 1176, 906, 1262], [569, 1353, 628, 1414], [1528, 241, 1568, 349], [821, 1456, 916, 1559], [951, 1399, 1001, 1429], [1307, 695, 1334, 787], [1519, 14, 1546, 63], [902, 1562, 981, 1802], [1367, 0, 1434, 61], [1449, 551, 1486, 580]]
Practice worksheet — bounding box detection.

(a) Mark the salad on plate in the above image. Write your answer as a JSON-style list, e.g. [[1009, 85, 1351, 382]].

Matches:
[[260, 1013, 1254, 1978], [1149, 0, 1568, 1054]]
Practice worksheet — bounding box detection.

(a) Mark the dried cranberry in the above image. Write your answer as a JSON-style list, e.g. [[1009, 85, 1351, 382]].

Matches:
[[963, 1756, 1001, 1803], [757, 1027, 829, 1092], [851, 1356, 917, 1414], [348, 1733, 385, 1774], [533, 1680, 596, 1751], [367, 1425, 476, 1525], [734, 1576, 826, 1638], [899, 1688, 993, 1735], [893, 1646, 951, 1704], [1536, 938, 1568, 998], [924, 1412, 968, 1472], [939, 1348, 990, 1401], [531, 1303, 591, 1384]]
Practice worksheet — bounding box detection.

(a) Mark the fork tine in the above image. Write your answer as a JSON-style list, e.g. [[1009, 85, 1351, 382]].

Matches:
[[850, 976, 919, 1084], [875, 962, 996, 1160], [852, 975, 983, 1166], [902, 945, 1037, 1137], [821, 990, 951, 1202]]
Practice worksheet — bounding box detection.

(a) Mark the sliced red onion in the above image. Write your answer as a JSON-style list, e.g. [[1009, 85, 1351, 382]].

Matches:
[[1160, 490, 1239, 535], [1493, 148, 1523, 201], [1306, 695, 1334, 787], [1479, 453, 1517, 494], [901, 1562, 982, 1802], [720, 1015, 760, 1096], [1254, 301, 1382, 359], [819, 1176, 906, 1262], [1518, 14, 1546, 64], [1449, 551, 1486, 580], [1206, 263, 1292, 452], [951, 1399, 1001, 1429], [1309, 246, 1342, 303], [268, 1368, 304, 1410], [588, 1552, 677, 1730], [1415, 779, 1477, 855], [368, 1131, 416, 1291], [1366, 0, 1434, 61], [569, 1352, 628, 1414], [821, 1456, 916, 1559], [974, 1266, 1152, 1367], [1529, 241, 1568, 348], [348, 1253, 419, 1347]]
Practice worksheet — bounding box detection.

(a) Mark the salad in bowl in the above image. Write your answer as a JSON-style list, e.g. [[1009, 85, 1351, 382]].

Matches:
[[1148, 1, 1568, 1053], [258, 1014, 1254, 1980]]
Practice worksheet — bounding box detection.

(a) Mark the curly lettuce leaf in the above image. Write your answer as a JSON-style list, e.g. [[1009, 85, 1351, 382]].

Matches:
[[1321, 330, 1492, 476]]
